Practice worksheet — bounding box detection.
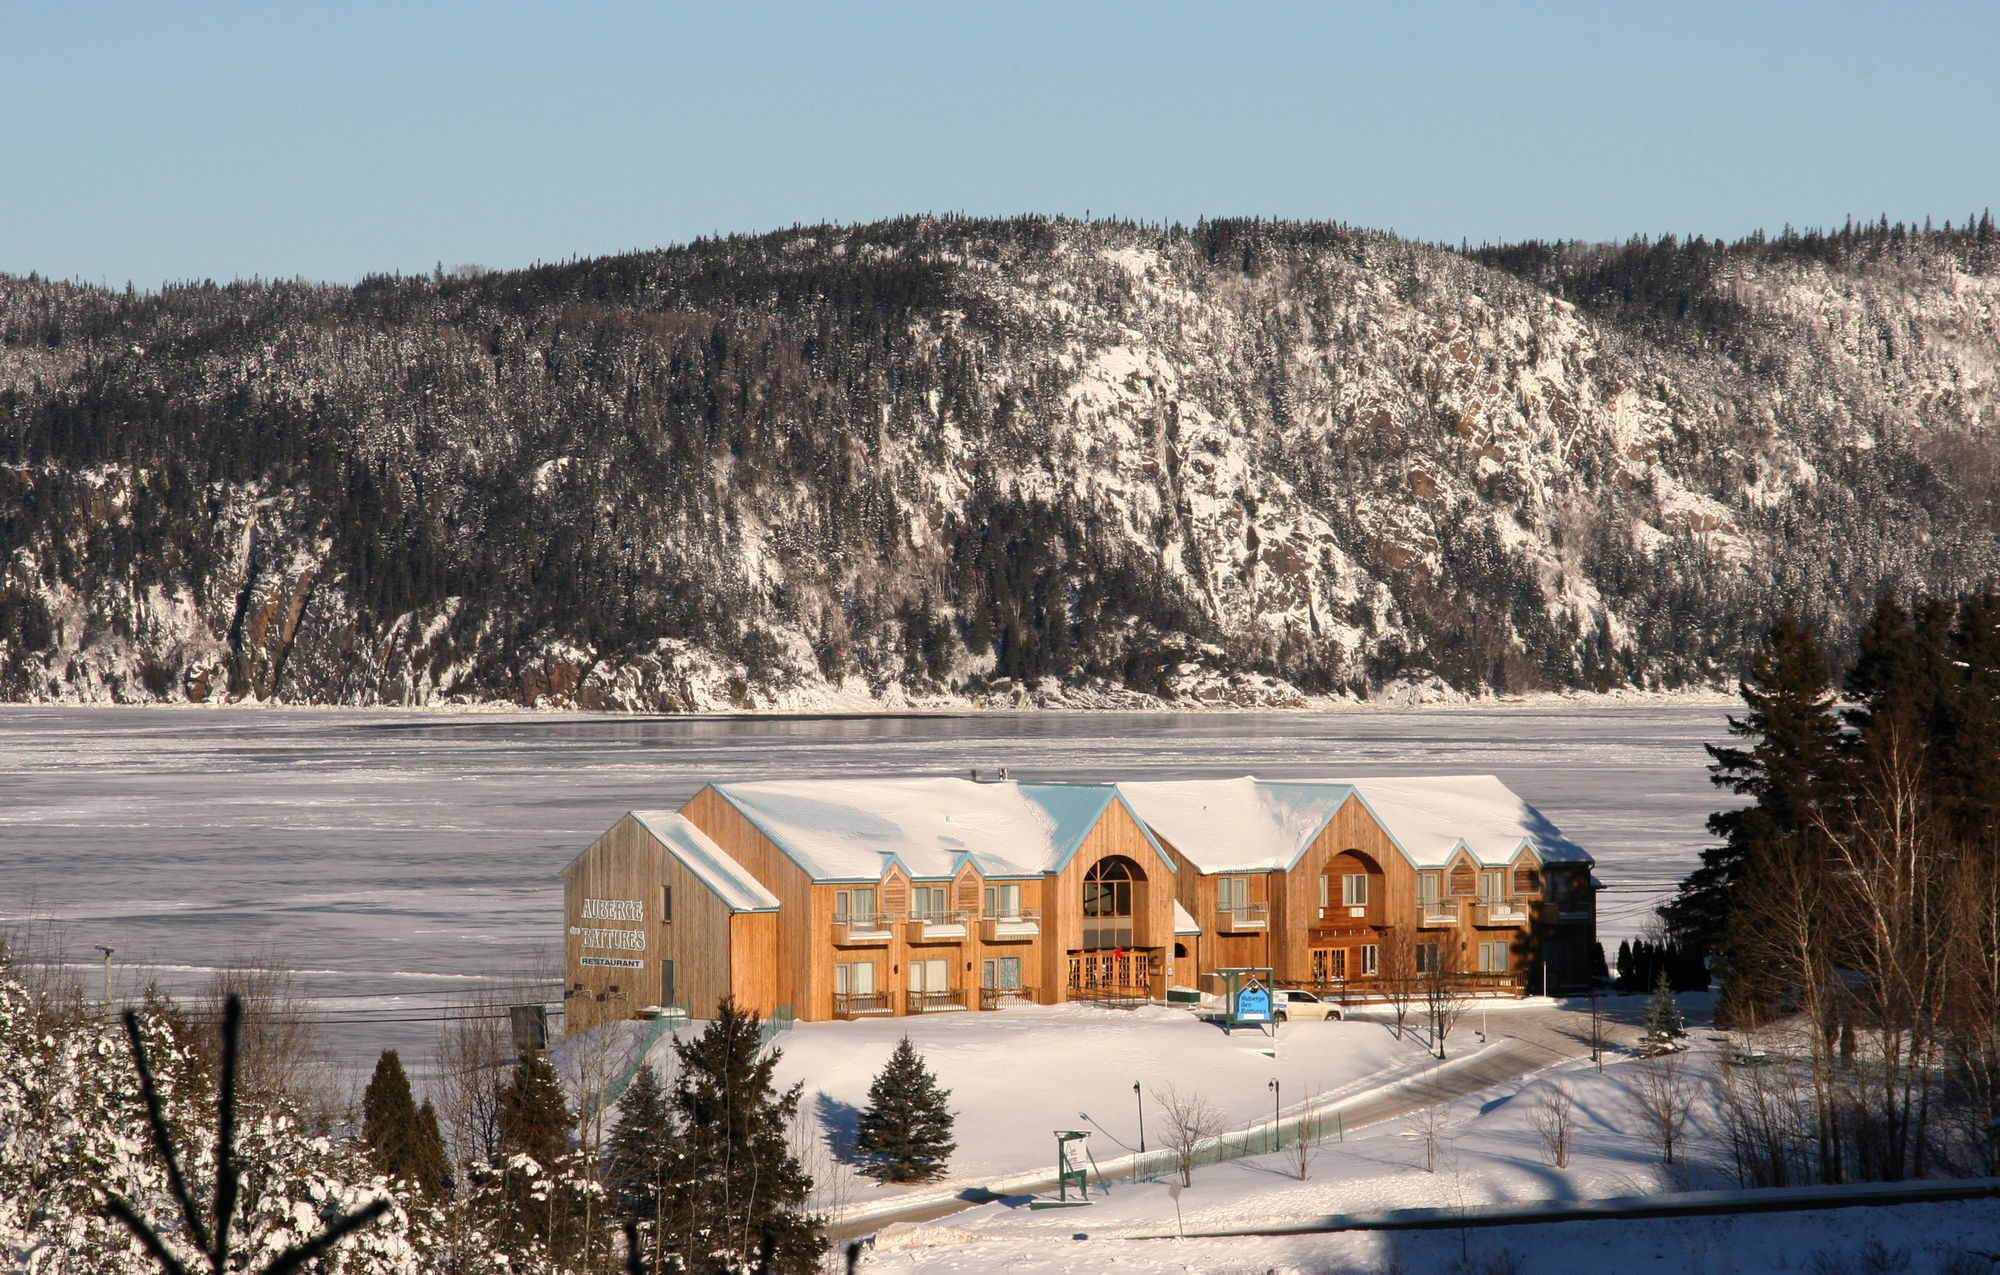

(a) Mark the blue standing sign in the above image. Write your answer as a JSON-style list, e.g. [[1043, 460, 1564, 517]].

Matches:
[[1235, 979, 1271, 1023]]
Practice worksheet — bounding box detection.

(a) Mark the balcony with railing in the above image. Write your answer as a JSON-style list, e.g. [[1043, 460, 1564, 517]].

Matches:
[[1416, 897, 1458, 927], [978, 985, 1037, 1010], [1216, 901, 1269, 932], [832, 991, 893, 1018], [906, 987, 968, 1013], [904, 910, 970, 942], [832, 911, 897, 945], [981, 907, 1041, 942], [1536, 892, 1594, 922], [1473, 895, 1532, 927]]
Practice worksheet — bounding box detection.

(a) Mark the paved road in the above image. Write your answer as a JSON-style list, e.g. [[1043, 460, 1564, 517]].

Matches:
[[826, 999, 1656, 1242]]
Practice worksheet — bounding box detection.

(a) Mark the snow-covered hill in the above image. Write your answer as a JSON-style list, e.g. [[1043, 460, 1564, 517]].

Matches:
[[2, 217, 1995, 707]]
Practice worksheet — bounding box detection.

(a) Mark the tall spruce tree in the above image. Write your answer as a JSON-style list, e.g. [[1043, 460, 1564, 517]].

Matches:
[[491, 1054, 580, 1258], [605, 1063, 681, 1275], [856, 1037, 957, 1183], [1663, 615, 1841, 961], [667, 998, 823, 1274], [361, 1049, 453, 1199]]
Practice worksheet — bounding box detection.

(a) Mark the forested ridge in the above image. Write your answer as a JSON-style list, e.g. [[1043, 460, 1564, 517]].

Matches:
[[2, 213, 1996, 708]]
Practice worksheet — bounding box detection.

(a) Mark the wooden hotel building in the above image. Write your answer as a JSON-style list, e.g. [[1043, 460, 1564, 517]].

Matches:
[[561, 774, 1597, 1031]]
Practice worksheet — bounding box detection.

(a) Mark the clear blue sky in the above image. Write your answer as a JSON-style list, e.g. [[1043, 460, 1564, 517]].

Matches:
[[4, 1, 1995, 288]]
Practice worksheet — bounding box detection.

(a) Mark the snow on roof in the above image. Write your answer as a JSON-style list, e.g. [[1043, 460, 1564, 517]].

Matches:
[[1340, 775, 1592, 868], [1173, 900, 1202, 936], [705, 778, 1164, 882], [1119, 778, 1357, 872], [1118, 775, 1591, 873], [629, 810, 782, 912]]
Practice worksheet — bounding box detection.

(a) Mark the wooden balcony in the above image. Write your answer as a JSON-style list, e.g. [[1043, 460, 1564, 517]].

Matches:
[[978, 985, 1037, 1010], [981, 908, 1041, 942], [832, 991, 894, 1018], [1217, 902, 1269, 932], [906, 988, 968, 1013], [1473, 896, 1532, 927], [904, 911, 971, 943], [1535, 897, 1594, 923], [832, 912, 897, 945], [1416, 899, 1458, 927]]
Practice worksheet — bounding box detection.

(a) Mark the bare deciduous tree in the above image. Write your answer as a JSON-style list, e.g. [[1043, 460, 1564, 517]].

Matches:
[[1401, 1074, 1457, 1174], [1379, 927, 1418, 1042], [1628, 1040, 1698, 1182], [1423, 942, 1473, 1060], [1150, 1083, 1226, 1187], [1529, 1078, 1575, 1169], [195, 953, 337, 1127]]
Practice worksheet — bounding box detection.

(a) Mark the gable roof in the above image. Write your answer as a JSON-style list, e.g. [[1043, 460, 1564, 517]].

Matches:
[[628, 810, 782, 912], [1117, 775, 1590, 873], [702, 778, 1172, 883], [1340, 775, 1591, 868], [1118, 778, 1357, 873]]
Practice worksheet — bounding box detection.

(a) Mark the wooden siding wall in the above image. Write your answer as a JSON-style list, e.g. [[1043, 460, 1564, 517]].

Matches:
[[728, 912, 780, 1016], [678, 787, 813, 1016], [1274, 795, 1419, 983], [1042, 802, 1177, 999], [562, 815, 734, 1035]]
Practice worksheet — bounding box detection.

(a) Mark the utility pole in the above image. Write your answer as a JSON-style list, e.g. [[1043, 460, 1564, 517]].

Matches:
[[95, 945, 115, 1018], [1133, 1081, 1145, 1153]]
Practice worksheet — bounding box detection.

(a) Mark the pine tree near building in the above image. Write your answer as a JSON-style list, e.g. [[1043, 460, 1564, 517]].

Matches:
[[856, 1037, 957, 1183], [361, 1049, 453, 1200], [488, 1054, 582, 1259], [666, 998, 824, 1274], [1639, 971, 1689, 1056], [606, 1063, 681, 1275], [1662, 614, 1840, 1000]]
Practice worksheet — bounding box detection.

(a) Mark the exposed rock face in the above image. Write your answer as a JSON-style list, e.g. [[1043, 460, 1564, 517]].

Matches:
[[0, 218, 1995, 708]]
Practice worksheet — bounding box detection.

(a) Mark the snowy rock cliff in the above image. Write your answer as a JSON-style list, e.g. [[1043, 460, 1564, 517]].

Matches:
[[1, 216, 1995, 708]]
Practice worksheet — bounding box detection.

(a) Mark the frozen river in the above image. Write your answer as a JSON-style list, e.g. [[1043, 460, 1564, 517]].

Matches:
[[0, 701, 1735, 1070]]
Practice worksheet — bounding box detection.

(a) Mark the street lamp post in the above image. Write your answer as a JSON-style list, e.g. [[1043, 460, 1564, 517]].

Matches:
[[1133, 1081, 1145, 1153], [1267, 1077, 1281, 1153], [94, 945, 115, 1019]]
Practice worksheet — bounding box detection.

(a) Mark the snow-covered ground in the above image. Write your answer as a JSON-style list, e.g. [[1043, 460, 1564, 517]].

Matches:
[[0, 702, 1733, 1072], [827, 1001, 2000, 1273], [740, 1002, 1458, 1205]]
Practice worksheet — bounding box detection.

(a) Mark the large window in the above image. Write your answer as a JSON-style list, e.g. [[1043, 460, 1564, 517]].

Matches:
[[1416, 942, 1441, 974], [984, 882, 1023, 919], [834, 961, 875, 994], [1479, 941, 1508, 973], [1343, 874, 1369, 906], [1360, 944, 1379, 976], [982, 956, 1022, 989], [1479, 870, 1507, 903], [909, 885, 948, 921], [1082, 858, 1136, 951], [834, 888, 877, 925], [1216, 876, 1249, 913]]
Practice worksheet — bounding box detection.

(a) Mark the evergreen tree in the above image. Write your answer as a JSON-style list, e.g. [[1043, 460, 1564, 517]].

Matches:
[[360, 1049, 452, 1200], [496, 1055, 570, 1168], [1663, 615, 1841, 963], [489, 1054, 581, 1259], [855, 1037, 957, 1183], [666, 998, 823, 1274], [605, 1063, 681, 1275], [1639, 971, 1689, 1056]]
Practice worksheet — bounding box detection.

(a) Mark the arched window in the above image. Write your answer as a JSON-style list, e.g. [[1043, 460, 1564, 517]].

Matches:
[[1082, 857, 1139, 950]]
